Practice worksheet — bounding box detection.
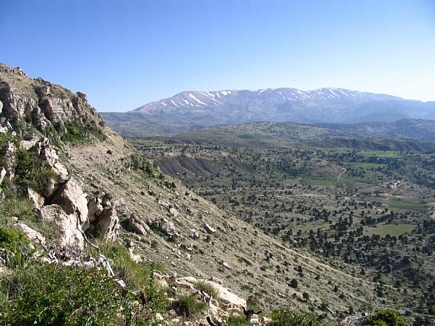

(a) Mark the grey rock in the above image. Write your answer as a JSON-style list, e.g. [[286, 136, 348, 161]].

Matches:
[[204, 223, 216, 234], [129, 214, 150, 235]]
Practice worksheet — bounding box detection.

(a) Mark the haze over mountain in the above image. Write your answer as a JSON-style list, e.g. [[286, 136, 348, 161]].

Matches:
[[101, 88, 435, 137]]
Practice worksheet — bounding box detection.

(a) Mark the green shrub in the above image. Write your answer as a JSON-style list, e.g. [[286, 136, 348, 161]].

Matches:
[[98, 241, 168, 312], [0, 227, 29, 253], [174, 294, 206, 317], [14, 147, 57, 196], [365, 309, 408, 326], [271, 309, 333, 326], [3, 264, 129, 326], [227, 313, 250, 325], [195, 280, 219, 299], [0, 197, 35, 222]]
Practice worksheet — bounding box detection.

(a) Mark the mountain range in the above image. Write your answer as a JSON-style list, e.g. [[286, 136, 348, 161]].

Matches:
[[102, 88, 435, 136]]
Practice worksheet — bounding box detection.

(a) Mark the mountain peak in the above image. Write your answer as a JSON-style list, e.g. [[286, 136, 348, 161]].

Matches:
[[102, 87, 433, 137]]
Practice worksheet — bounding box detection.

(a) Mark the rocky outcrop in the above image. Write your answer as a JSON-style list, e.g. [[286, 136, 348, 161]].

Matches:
[[51, 177, 88, 226], [14, 221, 46, 246], [35, 176, 120, 247], [39, 204, 85, 249], [91, 207, 119, 241], [27, 188, 45, 210], [0, 62, 105, 139], [87, 195, 104, 222], [33, 138, 69, 180]]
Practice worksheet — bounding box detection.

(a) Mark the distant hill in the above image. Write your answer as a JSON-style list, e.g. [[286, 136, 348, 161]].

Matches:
[[101, 88, 435, 136], [144, 119, 435, 150]]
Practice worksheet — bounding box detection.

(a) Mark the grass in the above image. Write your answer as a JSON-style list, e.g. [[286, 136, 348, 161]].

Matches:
[[348, 162, 386, 169], [304, 179, 337, 187], [388, 198, 427, 213], [364, 224, 415, 237]]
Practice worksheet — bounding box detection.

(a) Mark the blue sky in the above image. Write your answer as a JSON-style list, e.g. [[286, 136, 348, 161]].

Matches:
[[1, 0, 434, 112]]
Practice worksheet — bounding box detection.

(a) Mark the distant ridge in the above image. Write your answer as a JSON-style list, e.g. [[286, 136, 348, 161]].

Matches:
[[133, 88, 402, 114], [101, 88, 435, 137]]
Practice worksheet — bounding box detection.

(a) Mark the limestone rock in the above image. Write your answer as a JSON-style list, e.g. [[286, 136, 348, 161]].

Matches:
[[34, 138, 68, 181], [39, 204, 84, 249], [189, 228, 200, 239], [92, 207, 119, 241], [222, 261, 232, 270], [152, 219, 177, 237], [3, 142, 16, 179], [51, 177, 88, 226], [161, 220, 177, 237], [128, 214, 150, 235], [169, 207, 179, 218], [204, 223, 216, 234], [27, 188, 45, 210], [14, 222, 46, 245], [111, 197, 129, 216], [0, 167, 6, 191], [87, 195, 103, 222]]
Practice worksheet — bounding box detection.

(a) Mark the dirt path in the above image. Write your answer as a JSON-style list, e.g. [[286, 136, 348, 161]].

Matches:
[[337, 167, 346, 181]]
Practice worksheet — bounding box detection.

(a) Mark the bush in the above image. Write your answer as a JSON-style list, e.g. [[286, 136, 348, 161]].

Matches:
[[195, 280, 219, 299], [0, 227, 29, 254], [227, 313, 250, 325], [98, 242, 168, 313], [0, 197, 35, 222], [0, 239, 170, 325], [271, 309, 333, 326], [14, 147, 57, 196], [365, 309, 408, 326], [2, 264, 129, 325], [174, 294, 206, 317]]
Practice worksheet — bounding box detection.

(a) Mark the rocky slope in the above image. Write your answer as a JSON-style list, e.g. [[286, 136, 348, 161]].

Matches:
[[102, 88, 435, 137], [0, 63, 410, 325]]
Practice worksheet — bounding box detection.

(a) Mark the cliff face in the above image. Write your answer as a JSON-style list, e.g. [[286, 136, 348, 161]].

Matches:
[[0, 63, 105, 137], [0, 63, 118, 247]]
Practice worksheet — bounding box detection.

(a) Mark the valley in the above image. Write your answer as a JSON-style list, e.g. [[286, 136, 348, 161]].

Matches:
[[131, 124, 435, 321]]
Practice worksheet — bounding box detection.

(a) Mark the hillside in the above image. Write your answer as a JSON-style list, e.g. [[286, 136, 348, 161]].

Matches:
[[101, 88, 435, 137], [0, 63, 423, 325]]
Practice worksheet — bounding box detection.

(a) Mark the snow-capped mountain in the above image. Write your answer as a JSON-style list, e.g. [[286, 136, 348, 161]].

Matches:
[[101, 88, 435, 136], [134, 88, 402, 116]]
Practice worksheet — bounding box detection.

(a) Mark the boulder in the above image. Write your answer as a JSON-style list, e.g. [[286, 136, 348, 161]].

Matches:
[[169, 207, 179, 218], [152, 219, 177, 237], [51, 177, 88, 226], [87, 195, 103, 222], [14, 222, 46, 245], [39, 204, 84, 249], [92, 207, 119, 241], [222, 261, 232, 270], [0, 167, 6, 190], [27, 188, 45, 210], [33, 138, 68, 181], [204, 223, 216, 234], [128, 214, 150, 235], [161, 220, 177, 237], [189, 228, 200, 239], [340, 316, 369, 326]]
